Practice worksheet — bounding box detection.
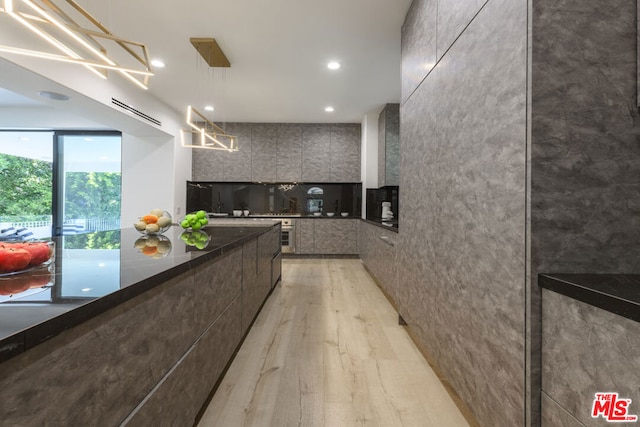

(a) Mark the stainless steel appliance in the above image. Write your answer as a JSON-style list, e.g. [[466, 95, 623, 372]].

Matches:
[[281, 218, 295, 253]]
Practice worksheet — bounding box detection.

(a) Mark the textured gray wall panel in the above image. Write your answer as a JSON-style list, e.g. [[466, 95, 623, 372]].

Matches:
[[399, 0, 527, 425], [437, 0, 488, 61], [531, 0, 640, 275]]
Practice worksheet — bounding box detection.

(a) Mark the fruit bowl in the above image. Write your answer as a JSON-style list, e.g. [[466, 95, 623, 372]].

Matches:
[[134, 234, 172, 258], [134, 209, 173, 234], [180, 230, 211, 250], [179, 210, 209, 231], [0, 240, 55, 275]]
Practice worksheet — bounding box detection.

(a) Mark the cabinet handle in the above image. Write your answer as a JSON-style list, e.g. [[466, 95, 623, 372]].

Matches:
[[379, 235, 395, 246]]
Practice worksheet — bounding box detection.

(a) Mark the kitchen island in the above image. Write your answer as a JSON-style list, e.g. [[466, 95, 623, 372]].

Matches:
[[0, 223, 281, 426]]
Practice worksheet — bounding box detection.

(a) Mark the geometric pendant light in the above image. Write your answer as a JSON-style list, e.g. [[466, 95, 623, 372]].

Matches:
[[181, 105, 238, 152], [0, 0, 153, 90]]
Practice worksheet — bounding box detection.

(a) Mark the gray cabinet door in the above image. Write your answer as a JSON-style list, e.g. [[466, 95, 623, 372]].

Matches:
[[330, 124, 361, 182], [192, 148, 225, 182], [277, 124, 303, 182], [302, 124, 332, 182], [223, 123, 253, 182], [251, 124, 278, 182], [359, 221, 398, 301], [296, 218, 315, 254], [314, 219, 358, 255], [378, 104, 400, 187]]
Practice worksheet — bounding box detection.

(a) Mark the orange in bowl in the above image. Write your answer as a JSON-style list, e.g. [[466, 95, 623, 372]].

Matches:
[[142, 214, 159, 224]]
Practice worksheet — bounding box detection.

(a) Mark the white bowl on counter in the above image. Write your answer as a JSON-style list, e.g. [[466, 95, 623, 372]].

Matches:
[[341, 212, 349, 217], [326, 212, 335, 217], [313, 212, 322, 217]]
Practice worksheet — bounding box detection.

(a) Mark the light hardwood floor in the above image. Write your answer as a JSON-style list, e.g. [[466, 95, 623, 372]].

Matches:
[[197, 258, 469, 427]]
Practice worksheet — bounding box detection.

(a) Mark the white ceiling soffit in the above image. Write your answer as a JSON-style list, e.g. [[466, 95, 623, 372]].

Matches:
[[0, 1, 413, 124]]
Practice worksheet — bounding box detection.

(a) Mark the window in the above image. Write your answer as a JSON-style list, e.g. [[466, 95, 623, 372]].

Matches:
[[0, 130, 121, 238]]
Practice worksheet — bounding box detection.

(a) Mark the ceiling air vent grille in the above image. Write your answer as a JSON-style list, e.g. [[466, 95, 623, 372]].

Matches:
[[111, 98, 161, 126]]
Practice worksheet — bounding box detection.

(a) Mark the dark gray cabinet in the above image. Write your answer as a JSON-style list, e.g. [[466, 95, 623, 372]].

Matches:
[[223, 123, 253, 182], [378, 104, 400, 187], [277, 124, 303, 182], [359, 221, 398, 303], [193, 123, 361, 183], [296, 218, 316, 254], [295, 218, 358, 255], [330, 124, 361, 182], [314, 219, 358, 254], [251, 124, 278, 182], [302, 124, 332, 182]]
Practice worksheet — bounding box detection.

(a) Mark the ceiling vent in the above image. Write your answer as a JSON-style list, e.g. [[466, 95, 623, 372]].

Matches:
[[111, 98, 161, 126]]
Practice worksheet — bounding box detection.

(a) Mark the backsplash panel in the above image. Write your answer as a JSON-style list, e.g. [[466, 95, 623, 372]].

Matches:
[[186, 181, 362, 216]]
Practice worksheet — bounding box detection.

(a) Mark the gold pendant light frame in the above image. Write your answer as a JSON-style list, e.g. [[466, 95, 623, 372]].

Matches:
[[0, 0, 153, 89], [181, 105, 238, 152]]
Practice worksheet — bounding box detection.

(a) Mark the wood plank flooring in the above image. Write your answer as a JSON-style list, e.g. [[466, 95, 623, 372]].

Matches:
[[197, 258, 469, 427]]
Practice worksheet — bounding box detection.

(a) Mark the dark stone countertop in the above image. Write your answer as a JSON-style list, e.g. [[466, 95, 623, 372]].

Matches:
[[0, 224, 278, 362], [539, 274, 640, 323], [210, 214, 358, 219]]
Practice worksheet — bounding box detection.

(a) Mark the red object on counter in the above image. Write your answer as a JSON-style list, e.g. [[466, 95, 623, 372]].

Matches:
[[0, 247, 32, 273]]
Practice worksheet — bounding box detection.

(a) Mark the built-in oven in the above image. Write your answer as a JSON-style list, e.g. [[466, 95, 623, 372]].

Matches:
[[281, 218, 295, 254]]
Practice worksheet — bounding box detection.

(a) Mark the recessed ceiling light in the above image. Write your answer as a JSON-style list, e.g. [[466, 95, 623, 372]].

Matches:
[[327, 61, 340, 70], [151, 59, 165, 68], [37, 91, 70, 101], [325, 106, 335, 112], [19, 137, 30, 141], [204, 105, 214, 111]]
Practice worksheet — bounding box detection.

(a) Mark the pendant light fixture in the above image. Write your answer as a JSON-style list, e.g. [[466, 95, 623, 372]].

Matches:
[[0, 0, 153, 89], [181, 105, 238, 152]]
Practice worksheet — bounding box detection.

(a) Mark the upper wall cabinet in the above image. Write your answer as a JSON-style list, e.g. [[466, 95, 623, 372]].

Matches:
[[401, 0, 437, 103], [378, 104, 400, 187], [192, 123, 361, 183], [330, 123, 361, 183]]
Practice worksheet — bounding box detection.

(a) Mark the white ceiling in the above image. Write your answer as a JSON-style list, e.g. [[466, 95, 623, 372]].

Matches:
[[0, 0, 412, 125]]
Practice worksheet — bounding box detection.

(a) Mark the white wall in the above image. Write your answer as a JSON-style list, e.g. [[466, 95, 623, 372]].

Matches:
[[360, 108, 380, 218], [0, 56, 191, 226]]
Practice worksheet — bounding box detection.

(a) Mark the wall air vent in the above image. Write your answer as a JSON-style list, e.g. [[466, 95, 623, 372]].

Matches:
[[111, 98, 161, 126]]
